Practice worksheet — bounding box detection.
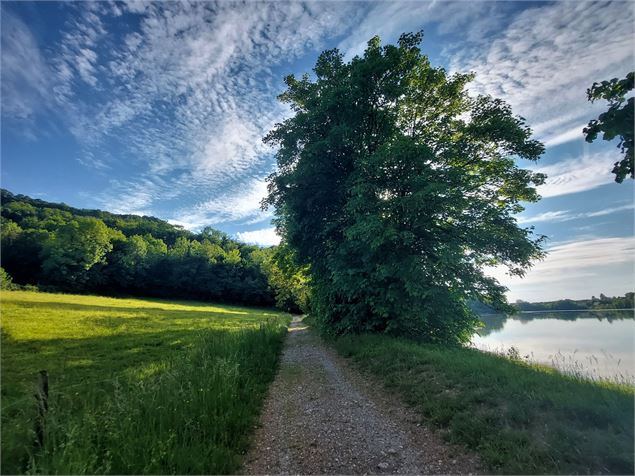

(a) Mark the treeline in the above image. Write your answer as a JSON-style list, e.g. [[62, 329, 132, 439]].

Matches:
[[514, 293, 634, 311], [0, 189, 308, 312]]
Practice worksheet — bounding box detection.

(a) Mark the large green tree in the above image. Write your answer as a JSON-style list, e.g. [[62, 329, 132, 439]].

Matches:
[[41, 217, 116, 287], [251, 245, 311, 313], [264, 33, 546, 342], [583, 72, 634, 183]]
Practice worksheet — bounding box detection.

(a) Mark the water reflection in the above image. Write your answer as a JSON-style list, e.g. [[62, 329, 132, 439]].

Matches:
[[472, 310, 635, 383], [477, 310, 634, 337]]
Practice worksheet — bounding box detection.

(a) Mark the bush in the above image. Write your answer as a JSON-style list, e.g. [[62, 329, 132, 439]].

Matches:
[[0, 266, 16, 290]]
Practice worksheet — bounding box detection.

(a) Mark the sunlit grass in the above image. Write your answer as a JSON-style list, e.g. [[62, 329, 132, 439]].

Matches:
[[1, 290, 290, 474]]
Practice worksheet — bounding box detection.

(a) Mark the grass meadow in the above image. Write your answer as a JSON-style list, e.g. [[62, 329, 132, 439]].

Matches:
[[334, 334, 634, 475], [1, 290, 290, 474]]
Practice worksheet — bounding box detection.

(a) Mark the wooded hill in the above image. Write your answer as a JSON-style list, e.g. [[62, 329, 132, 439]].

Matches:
[[514, 293, 634, 311], [0, 189, 308, 312]]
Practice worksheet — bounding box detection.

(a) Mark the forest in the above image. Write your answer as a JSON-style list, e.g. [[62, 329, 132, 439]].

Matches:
[[513, 293, 634, 311], [0, 189, 308, 313]]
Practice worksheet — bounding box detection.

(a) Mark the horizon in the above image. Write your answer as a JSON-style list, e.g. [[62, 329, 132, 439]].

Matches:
[[2, 1, 634, 302]]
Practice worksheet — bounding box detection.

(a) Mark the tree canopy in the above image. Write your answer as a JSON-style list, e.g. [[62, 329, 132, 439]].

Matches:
[[264, 33, 546, 343], [583, 71, 634, 183]]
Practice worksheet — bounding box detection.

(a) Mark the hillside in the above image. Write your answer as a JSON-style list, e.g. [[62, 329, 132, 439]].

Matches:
[[513, 293, 634, 311], [0, 189, 307, 312]]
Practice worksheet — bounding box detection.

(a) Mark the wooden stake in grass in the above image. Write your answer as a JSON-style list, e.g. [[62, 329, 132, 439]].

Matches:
[[34, 370, 48, 449]]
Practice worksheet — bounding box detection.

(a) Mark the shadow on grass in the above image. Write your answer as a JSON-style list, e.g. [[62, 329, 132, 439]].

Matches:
[[1, 327, 202, 403]]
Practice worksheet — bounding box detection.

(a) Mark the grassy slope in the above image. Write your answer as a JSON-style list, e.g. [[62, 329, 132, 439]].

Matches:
[[334, 334, 634, 475], [1, 290, 290, 474]]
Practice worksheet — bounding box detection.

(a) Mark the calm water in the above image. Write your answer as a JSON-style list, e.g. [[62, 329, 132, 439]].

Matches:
[[471, 310, 635, 383]]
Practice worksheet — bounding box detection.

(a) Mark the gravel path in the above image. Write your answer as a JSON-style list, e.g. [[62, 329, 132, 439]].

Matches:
[[242, 318, 480, 475]]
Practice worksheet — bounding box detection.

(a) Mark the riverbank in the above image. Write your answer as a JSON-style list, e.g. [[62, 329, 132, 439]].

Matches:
[[333, 333, 634, 474]]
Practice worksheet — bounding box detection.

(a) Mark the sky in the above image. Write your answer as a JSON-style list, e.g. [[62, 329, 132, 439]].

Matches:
[[1, 1, 633, 302]]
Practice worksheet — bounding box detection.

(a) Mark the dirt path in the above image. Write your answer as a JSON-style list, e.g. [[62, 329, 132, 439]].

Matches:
[[242, 318, 480, 475]]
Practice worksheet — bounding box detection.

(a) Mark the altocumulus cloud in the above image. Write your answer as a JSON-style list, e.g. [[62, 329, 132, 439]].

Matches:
[[2, 1, 360, 227], [83, 1, 358, 224], [451, 1, 634, 148], [2, 1, 632, 236], [169, 178, 271, 230]]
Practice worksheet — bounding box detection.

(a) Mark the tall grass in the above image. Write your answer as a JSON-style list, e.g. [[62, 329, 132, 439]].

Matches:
[[1, 291, 290, 474], [334, 334, 634, 475], [475, 344, 635, 386], [29, 324, 286, 474]]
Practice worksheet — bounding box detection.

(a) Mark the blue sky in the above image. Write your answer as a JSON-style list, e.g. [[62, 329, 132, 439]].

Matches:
[[1, 1, 633, 301]]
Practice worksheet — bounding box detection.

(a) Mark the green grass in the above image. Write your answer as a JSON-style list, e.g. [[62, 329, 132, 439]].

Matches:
[[1, 290, 290, 474], [333, 333, 634, 475]]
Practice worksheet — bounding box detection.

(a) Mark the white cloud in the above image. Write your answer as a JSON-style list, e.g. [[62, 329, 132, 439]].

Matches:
[[450, 1, 634, 147], [190, 178, 270, 223], [0, 10, 52, 122], [516, 210, 572, 224], [517, 203, 634, 225], [337, 2, 513, 60], [236, 227, 281, 247], [587, 203, 634, 217], [50, 1, 358, 221], [488, 237, 635, 301], [533, 152, 616, 198], [4, 1, 632, 236], [1, 1, 362, 220], [167, 178, 272, 230], [542, 125, 587, 148], [53, 3, 108, 101], [95, 177, 163, 216]]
